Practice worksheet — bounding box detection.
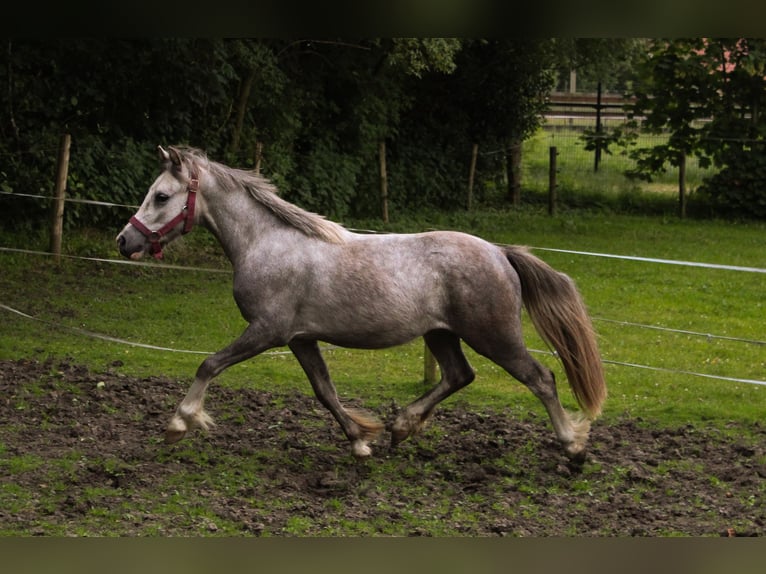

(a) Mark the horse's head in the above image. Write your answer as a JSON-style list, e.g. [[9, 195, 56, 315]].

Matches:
[[117, 146, 200, 260]]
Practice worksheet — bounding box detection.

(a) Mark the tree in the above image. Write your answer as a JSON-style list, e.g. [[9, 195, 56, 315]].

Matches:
[[626, 38, 766, 218], [225, 39, 287, 159], [460, 39, 558, 205], [1, 39, 240, 228], [697, 38, 766, 217], [392, 39, 558, 207], [552, 39, 648, 171], [266, 38, 464, 218], [1, 38, 574, 227], [553, 38, 648, 93]]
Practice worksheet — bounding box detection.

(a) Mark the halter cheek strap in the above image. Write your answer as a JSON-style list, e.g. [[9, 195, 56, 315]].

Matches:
[[129, 169, 199, 260]]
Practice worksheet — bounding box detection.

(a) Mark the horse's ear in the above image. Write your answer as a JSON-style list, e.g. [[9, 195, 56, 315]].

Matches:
[[158, 145, 170, 163], [167, 146, 183, 168]]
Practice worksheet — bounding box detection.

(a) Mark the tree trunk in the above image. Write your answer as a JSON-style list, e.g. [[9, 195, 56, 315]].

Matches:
[[229, 69, 256, 155], [379, 140, 389, 223], [467, 142, 478, 210]]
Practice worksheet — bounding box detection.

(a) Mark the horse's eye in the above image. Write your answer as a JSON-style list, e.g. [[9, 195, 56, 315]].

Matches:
[[155, 193, 170, 205]]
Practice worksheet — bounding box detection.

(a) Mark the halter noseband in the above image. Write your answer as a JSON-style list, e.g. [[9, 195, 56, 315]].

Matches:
[[129, 169, 199, 260]]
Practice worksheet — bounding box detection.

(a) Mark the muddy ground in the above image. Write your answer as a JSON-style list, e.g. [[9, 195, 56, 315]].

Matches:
[[1, 358, 764, 536]]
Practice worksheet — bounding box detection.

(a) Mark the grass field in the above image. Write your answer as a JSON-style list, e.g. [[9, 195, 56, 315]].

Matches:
[[1, 201, 764, 539], [520, 124, 711, 206], [1, 207, 763, 433], [3, 122, 765, 538]]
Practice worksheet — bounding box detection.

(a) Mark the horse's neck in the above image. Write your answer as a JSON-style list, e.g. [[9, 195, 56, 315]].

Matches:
[[199, 183, 281, 265]]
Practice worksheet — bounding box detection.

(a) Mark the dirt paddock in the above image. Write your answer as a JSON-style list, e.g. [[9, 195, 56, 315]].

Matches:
[[1, 358, 763, 536]]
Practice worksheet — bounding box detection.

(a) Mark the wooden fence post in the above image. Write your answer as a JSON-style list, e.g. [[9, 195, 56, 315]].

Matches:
[[379, 140, 389, 223], [548, 146, 557, 216], [423, 342, 438, 385], [507, 142, 522, 206], [678, 150, 687, 219], [49, 133, 71, 265], [593, 81, 603, 172], [254, 141, 263, 175], [467, 142, 478, 210]]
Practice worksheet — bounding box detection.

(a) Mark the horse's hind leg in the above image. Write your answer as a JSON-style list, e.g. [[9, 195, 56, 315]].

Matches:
[[390, 330, 475, 446], [289, 339, 384, 458], [485, 343, 591, 462]]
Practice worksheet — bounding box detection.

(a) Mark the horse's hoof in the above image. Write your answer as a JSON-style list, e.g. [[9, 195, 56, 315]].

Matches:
[[164, 428, 187, 444], [351, 440, 372, 458], [565, 448, 587, 466], [389, 428, 409, 448]]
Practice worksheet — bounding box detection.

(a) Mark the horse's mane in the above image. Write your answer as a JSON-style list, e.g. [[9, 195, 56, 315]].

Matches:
[[175, 146, 346, 244]]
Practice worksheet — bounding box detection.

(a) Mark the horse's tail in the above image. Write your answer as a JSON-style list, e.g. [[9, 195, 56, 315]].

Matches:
[[504, 245, 606, 419]]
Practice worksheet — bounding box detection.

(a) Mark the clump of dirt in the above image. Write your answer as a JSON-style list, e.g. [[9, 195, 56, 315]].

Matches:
[[1, 358, 763, 536]]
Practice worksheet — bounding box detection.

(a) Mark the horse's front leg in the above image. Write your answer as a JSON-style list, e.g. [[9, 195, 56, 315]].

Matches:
[[165, 323, 278, 444], [288, 339, 384, 457]]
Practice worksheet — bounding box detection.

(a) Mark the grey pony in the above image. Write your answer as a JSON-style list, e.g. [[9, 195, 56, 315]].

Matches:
[[117, 146, 606, 461]]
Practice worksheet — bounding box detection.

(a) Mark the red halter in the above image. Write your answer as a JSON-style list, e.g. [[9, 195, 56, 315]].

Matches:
[[129, 169, 199, 259]]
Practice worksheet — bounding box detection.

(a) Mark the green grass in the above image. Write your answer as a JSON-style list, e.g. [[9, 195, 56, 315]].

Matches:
[[1, 191, 764, 541], [1, 208, 764, 433], [519, 126, 712, 213]]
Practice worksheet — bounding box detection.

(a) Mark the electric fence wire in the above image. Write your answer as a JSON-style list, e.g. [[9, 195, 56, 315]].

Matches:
[[2, 194, 764, 386]]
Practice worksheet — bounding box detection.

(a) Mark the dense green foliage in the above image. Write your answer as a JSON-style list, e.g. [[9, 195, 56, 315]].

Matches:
[[0, 38, 559, 228], [626, 38, 766, 217], [3, 38, 766, 230]]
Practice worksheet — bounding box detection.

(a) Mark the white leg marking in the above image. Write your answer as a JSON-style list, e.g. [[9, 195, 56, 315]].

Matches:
[[351, 440, 372, 458], [563, 411, 591, 459]]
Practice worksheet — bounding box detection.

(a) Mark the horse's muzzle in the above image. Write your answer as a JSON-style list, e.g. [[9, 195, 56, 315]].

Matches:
[[116, 228, 146, 260]]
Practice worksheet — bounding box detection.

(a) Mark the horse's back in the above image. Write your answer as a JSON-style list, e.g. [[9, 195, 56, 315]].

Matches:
[[237, 227, 522, 348], [339, 229, 521, 322]]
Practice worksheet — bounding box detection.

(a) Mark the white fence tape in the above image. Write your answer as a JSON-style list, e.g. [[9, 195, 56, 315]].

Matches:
[[1, 198, 764, 386], [0, 303, 293, 357], [531, 246, 766, 274], [593, 317, 766, 346], [527, 348, 766, 386], [3, 301, 764, 387], [0, 190, 138, 209], [2, 246, 761, 348], [0, 246, 231, 274]]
